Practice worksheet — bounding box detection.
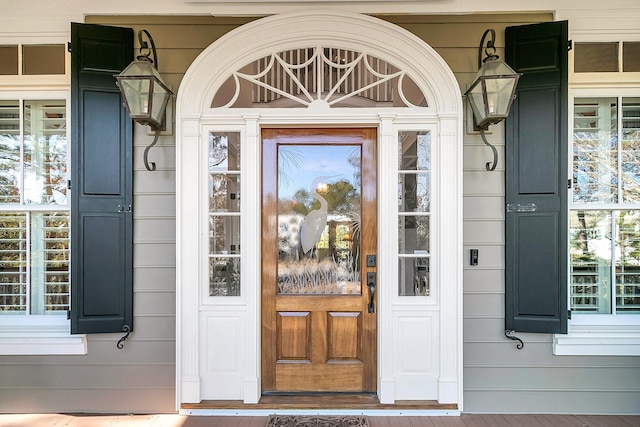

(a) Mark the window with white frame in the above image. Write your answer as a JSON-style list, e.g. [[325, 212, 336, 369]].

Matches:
[[0, 99, 69, 315], [571, 96, 640, 315], [0, 42, 83, 355], [555, 38, 640, 356]]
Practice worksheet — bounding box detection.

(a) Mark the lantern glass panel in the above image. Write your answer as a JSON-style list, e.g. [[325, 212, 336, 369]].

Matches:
[[480, 59, 517, 77], [467, 83, 487, 123], [483, 76, 518, 116], [120, 78, 151, 116], [150, 82, 170, 124]]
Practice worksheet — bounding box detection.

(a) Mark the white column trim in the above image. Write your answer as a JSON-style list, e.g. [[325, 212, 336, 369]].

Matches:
[[176, 117, 202, 404], [437, 117, 463, 407], [377, 113, 396, 404], [242, 114, 261, 403]]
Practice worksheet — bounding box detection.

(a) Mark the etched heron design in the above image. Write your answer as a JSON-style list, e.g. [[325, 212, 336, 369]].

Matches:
[[300, 175, 338, 254]]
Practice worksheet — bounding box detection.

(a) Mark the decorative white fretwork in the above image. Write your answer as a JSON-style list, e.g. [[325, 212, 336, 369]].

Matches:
[[211, 46, 427, 109]]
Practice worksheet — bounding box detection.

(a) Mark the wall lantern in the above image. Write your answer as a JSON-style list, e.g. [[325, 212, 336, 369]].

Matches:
[[115, 29, 173, 171], [464, 29, 521, 171]]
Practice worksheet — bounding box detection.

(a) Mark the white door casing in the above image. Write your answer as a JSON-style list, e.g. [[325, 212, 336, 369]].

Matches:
[[176, 10, 463, 409]]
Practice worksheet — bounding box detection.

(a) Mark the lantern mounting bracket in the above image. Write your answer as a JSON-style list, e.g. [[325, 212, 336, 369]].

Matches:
[[137, 29, 158, 68], [144, 129, 160, 171], [480, 129, 498, 171], [116, 29, 173, 171], [138, 29, 160, 171], [478, 29, 498, 68], [476, 29, 501, 171]]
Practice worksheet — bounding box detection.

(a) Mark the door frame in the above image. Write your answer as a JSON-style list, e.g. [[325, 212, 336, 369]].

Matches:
[[176, 10, 463, 410]]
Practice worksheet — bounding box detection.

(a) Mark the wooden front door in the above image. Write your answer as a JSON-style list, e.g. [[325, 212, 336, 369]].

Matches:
[[261, 128, 377, 393]]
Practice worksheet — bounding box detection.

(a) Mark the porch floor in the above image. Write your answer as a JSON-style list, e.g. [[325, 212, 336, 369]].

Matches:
[[0, 413, 638, 427]]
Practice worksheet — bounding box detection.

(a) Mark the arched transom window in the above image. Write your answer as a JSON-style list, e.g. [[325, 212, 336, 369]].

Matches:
[[211, 46, 428, 109]]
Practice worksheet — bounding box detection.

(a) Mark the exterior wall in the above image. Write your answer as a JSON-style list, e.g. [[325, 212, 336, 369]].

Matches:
[[0, 15, 250, 414], [0, 3, 639, 415], [388, 13, 639, 414]]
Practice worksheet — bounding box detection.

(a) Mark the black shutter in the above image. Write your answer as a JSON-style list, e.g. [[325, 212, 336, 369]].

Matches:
[[504, 21, 568, 334], [70, 23, 134, 334]]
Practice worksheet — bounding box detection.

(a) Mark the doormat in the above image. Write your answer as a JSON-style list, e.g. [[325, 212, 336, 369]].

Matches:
[[266, 415, 369, 427]]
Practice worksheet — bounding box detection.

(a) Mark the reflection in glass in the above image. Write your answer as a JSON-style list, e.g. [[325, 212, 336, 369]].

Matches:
[[32, 211, 69, 313], [209, 215, 241, 254], [615, 211, 640, 313], [398, 130, 431, 296], [621, 98, 640, 203], [209, 132, 241, 296], [399, 258, 429, 296], [399, 131, 430, 170], [573, 98, 618, 204], [570, 210, 640, 313], [0, 101, 22, 204], [277, 145, 361, 294], [398, 174, 430, 212], [399, 215, 429, 253], [23, 101, 67, 205], [209, 132, 240, 172], [209, 257, 240, 296], [570, 210, 612, 313], [209, 174, 240, 212]]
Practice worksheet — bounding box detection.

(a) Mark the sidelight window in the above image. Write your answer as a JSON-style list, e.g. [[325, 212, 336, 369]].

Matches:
[[397, 130, 431, 296], [208, 131, 241, 296]]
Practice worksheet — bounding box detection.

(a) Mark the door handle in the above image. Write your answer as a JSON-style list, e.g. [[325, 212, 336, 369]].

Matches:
[[366, 272, 376, 313]]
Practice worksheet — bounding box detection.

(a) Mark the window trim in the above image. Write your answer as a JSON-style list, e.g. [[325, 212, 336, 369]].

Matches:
[[0, 89, 83, 354], [0, 315, 86, 355], [554, 314, 640, 356], [555, 86, 640, 356]]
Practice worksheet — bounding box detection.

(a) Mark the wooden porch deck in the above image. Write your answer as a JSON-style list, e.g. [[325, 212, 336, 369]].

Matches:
[[0, 413, 638, 427]]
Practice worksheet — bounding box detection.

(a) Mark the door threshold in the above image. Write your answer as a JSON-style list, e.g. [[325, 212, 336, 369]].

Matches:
[[181, 395, 459, 416]]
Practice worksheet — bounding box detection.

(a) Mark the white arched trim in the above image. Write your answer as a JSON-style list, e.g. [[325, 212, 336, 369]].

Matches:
[[178, 10, 461, 115], [176, 10, 463, 412]]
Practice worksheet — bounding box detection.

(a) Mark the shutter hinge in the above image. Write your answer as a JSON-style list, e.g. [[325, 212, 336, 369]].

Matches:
[[117, 204, 132, 213], [568, 39, 573, 51], [568, 310, 572, 320], [67, 41, 72, 53], [67, 310, 71, 320], [506, 203, 537, 212], [568, 178, 572, 189], [67, 179, 71, 190]]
